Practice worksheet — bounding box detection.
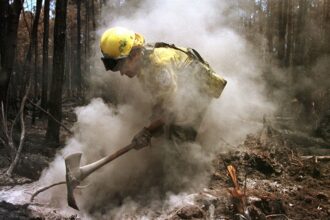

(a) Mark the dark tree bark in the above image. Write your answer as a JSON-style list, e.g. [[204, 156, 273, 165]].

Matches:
[[46, 0, 68, 145], [266, 1, 274, 54], [324, 0, 330, 54], [0, 0, 23, 108], [293, 0, 307, 66], [84, 0, 90, 83], [292, 0, 312, 122], [69, 26, 77, 96], [284, 0, 293, 67], [21, 0, 42, 87], [76, 0, 82, 94], [65, 32, 72, 97], [91, 0, 96, 32], [0, 0, 8, 69], [278, 0, 287, 65], [41, 0, 50, 113], [31, 0, 43, 124]]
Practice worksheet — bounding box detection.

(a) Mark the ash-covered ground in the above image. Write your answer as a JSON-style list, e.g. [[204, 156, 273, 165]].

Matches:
[[1, 113, 329, 220]]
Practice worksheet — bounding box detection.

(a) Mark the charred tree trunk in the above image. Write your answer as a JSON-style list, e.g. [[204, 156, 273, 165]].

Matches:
[[278, 0, 288, 66], [277, 0, 285, 63], [76, 0, 82, 96], [65, 33, 72, 97], [0, 0, 8, 105], [84, 0, 90, 92], [292, 0, 312, 124], [293, 0, 307, 66], [284, 0, 293, 67], [0, 0, 23, 108], [91, 0, 96, 32], [46, 0, 68, 145], [31, 0, 42, 124], [324, 0, 330, 54], [41, 0, 50, 114], [70, 30, 76, 97], [22, 0, 42, 89], [0, 0, 7, 73], [266, 1, 274, 54]]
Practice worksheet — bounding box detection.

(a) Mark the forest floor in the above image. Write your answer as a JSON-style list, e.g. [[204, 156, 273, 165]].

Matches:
[[0, 104, 330, 219]]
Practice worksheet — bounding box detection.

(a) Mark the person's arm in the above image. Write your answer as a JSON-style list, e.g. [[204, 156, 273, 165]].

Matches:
[[131, 118, 165, 150]]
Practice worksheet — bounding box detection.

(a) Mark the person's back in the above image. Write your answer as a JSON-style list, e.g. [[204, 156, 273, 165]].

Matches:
[[135, 43, 226, 143], [99, 27, 226, 148]]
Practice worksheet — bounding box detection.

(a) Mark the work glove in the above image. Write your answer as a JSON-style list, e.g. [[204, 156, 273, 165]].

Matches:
[[132, 127, 152, 150]]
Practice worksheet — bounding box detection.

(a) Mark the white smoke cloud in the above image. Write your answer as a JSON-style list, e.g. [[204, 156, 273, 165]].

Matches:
[[37, 98, 211, 218], [93, 0, 275, 145], [36, 0, 275, 218]]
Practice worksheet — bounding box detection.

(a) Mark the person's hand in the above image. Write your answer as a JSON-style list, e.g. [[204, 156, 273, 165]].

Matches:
[[132, 128, 152, 150]]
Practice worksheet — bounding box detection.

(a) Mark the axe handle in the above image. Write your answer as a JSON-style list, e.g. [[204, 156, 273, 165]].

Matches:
[[146, 118, 165, 135], [79, 119, 164, 180]]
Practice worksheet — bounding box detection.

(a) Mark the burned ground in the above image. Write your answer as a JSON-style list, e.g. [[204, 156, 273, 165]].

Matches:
[[0, 110, 329, 219]]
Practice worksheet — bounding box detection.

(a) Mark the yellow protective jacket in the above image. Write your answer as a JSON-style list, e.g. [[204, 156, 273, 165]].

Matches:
[[137, 43, 226, 131], [138, 43, 226, 102]]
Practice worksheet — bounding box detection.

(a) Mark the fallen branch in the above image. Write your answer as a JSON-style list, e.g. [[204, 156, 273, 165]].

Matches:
[[30, 181, 66, 202], [6, 78, 31, 176], [27, 99, 73, 135], [235, 213, 248, 220], [300, 156, 330, 163], [266, 213, 291, 219]]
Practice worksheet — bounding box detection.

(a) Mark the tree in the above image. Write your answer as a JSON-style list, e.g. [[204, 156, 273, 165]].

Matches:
[[284, 0, 293, 67], [76, 0, 82, 95], [324, 0, 330, 54], [277, 0, 287, 65], [293, 0, 308, 66], [0, 0, 24, 108], [41, 0, 51, 112], [32, 0, 43, 124], [266, 1, 274, 54], [46, 0, 68, 145]]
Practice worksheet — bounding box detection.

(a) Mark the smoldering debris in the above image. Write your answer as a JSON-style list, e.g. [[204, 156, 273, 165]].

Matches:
[[33, 98, 213, 218], [2, 121, 330, 219]]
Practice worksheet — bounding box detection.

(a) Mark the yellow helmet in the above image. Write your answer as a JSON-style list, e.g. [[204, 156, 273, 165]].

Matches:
[[100, 27, 145, 59]]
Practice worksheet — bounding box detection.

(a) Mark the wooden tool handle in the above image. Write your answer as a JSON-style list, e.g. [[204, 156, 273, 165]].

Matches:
[[145, 119, 164, 135]]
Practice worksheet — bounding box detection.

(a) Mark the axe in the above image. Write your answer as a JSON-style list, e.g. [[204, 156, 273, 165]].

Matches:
[[64, 120, 164, 210]]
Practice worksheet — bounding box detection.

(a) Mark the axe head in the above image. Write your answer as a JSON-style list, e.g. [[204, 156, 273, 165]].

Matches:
[[65, 152, 83, 210]]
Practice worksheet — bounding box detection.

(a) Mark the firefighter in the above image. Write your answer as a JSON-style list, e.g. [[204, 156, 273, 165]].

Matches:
[[100, 27, 226, 149]]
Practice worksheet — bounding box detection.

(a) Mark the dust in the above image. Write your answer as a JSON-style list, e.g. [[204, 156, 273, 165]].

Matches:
[[37, 98, 211, 218], [37, 0, 275, 218]]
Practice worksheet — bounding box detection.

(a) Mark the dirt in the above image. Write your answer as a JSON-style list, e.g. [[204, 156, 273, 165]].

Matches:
[[209, 133, 330, 220], [0, 201, 31, 220], [0, 111, 330, 219]]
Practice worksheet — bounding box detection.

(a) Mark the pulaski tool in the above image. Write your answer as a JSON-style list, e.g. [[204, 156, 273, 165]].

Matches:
[[64, 120, 163, 210]]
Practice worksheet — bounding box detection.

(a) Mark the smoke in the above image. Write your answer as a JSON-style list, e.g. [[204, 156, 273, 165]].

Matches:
[[91, 0, 274, 145], [37, 98, 211, 218], [36, 0, 275, 218]]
